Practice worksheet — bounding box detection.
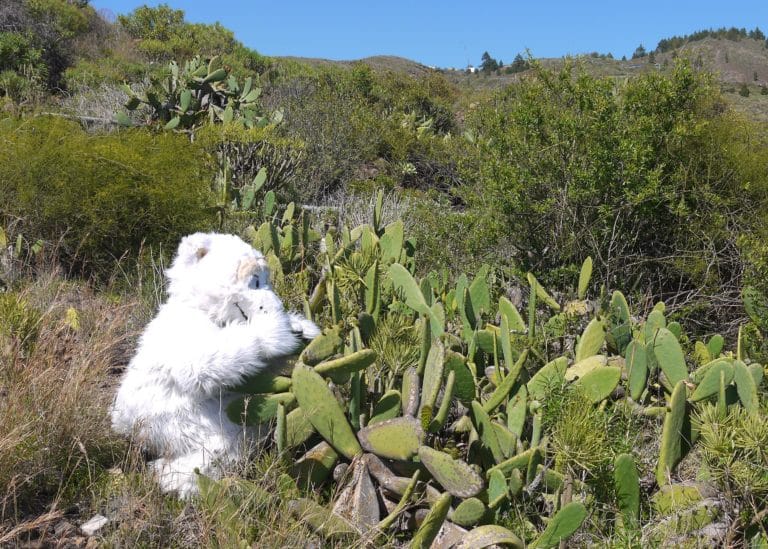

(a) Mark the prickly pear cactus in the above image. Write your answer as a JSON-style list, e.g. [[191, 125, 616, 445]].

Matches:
[[212, 198, 765, 547]]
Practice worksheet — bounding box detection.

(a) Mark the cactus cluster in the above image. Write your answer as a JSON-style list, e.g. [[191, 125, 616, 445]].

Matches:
[[117, 55, 282, 132], [198, 191, 765, 546]]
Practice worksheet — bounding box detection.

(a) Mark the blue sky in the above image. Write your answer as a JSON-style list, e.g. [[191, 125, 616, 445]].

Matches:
[[92, 1, 767, 68]]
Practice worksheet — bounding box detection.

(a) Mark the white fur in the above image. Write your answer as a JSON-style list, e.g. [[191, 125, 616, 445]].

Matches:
[[111, 232, 319, 497]]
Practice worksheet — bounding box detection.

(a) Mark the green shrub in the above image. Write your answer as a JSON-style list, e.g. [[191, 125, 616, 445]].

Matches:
[[1, 0, 98, 90], [63, 57, 149, 92], [272, 64, 461, 202], [0, 31, 44, 74], [117, 3, 267, 72], [0, 116, 215, 277], [462, 60, 768, 329], [739, 82, 750, 97]]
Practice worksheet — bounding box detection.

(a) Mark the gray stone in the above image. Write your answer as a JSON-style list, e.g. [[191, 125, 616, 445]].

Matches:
[[80, 514, 109, 537]]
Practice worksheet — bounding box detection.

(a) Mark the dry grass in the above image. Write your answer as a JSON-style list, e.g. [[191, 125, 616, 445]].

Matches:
[[0, 265, 138, 529], [0, 259, 361, 547]]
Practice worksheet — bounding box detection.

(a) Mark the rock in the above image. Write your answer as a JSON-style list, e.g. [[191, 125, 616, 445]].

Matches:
[[331, 457, 380, 532], [430, 521, 468, 549], [79, 515, 109, 537]]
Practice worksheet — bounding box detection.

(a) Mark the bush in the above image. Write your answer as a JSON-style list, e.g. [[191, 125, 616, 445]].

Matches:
[[270, 64, 461, 202], [0, 0, 98, 90], [462, 60, 768, 329], [0, 116, 216, 277], [739, 82, 750, 97], [117, 3, 268, 73]]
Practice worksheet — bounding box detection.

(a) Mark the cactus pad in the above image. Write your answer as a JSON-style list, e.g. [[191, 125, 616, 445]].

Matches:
[[357, 417, 424, 460], [313, 349, 377, 383], [625, 340, 648, 401], [418, 446, 484, 498], [690, 360, 734, 402], [575, 318, 605, 361], [292, 364, 362, 459], [572, 365, 622, 403], [231, 373, 292, 394], [300, 327, 342, 366], [369, 390, 402, 424], [409, 492, 452, 549], [656, 380, 687, 485], [455, 525, 524, 549], [651, 327, 688, 390], [614, 453, 640, 529], [530, 501, 587, 548], [225, 392, 295, 426], [450, 497, 487, 527]]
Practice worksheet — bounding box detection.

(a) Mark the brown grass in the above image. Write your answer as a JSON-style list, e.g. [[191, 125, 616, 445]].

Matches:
[[0, 258, 362, 547], [0, 264, 139, 531]]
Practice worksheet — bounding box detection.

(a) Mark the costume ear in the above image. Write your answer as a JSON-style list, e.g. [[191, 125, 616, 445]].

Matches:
[[173, 233, 212, 268]]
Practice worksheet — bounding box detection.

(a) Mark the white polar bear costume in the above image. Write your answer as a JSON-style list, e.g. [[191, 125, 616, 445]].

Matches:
[[111, 232, 319, 497]]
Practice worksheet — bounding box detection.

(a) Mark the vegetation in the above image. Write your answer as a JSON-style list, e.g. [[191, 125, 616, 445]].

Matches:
[[657, 26, 767, 53], [461, 61, 768, 334], [0, 116, 215, 276], [1, 2, 768, 547]]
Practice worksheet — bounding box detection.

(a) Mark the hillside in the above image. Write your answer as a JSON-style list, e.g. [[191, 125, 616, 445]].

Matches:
[[280, 55, 434, 77], [272, 37, 768, 120]]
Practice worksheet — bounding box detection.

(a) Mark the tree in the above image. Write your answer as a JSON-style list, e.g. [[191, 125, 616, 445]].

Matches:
[[749, 27, 765, 41], [632, 44, 647, 58], [480, 51, 499, 73], [118, 4, 185, 41], [506, 53, 530, 74]]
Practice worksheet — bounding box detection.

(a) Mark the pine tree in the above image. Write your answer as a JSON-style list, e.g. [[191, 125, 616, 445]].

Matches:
[[480, 51, 499, 73]]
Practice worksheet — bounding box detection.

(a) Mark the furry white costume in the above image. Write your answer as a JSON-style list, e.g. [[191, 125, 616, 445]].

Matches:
[[111, 232, 319, 497]]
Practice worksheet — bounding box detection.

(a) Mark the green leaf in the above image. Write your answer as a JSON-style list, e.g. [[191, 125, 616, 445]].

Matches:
[[690, 360, 734, 402], [243, 87, 261, 103], [455, 525, 524, 549], [733, 360, 758, 412], [240, 77, 253, 99], [418, 446, 484, 498], [222, 104, 234, 124], [499, 296, 526, 332], [263, 190, 276, 217], [614, 453, 640, 528], [575, 318, 605, 361], [625, 340, 648, 401], [527, 272, 560, 311], [115, 112, 132, 126], [164, 116, 180, 130], [409, 492, 452, 549], [292, 365, 361, 460], [527, 357, 567, 401], [389, 264, 443, 337], [656, 380, 687, 485], [651, 327, 688, 391], [369, 390, 401, 425], [179, 89, 191, 112], [357, 417, 423, 460], [225, 393, 295, 425], [470, 401, 505, 463], [203, 68, 228, 83], [530, 502, 587, 548], [578, 256, 593, 299], [469, 265, 491, 315]]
